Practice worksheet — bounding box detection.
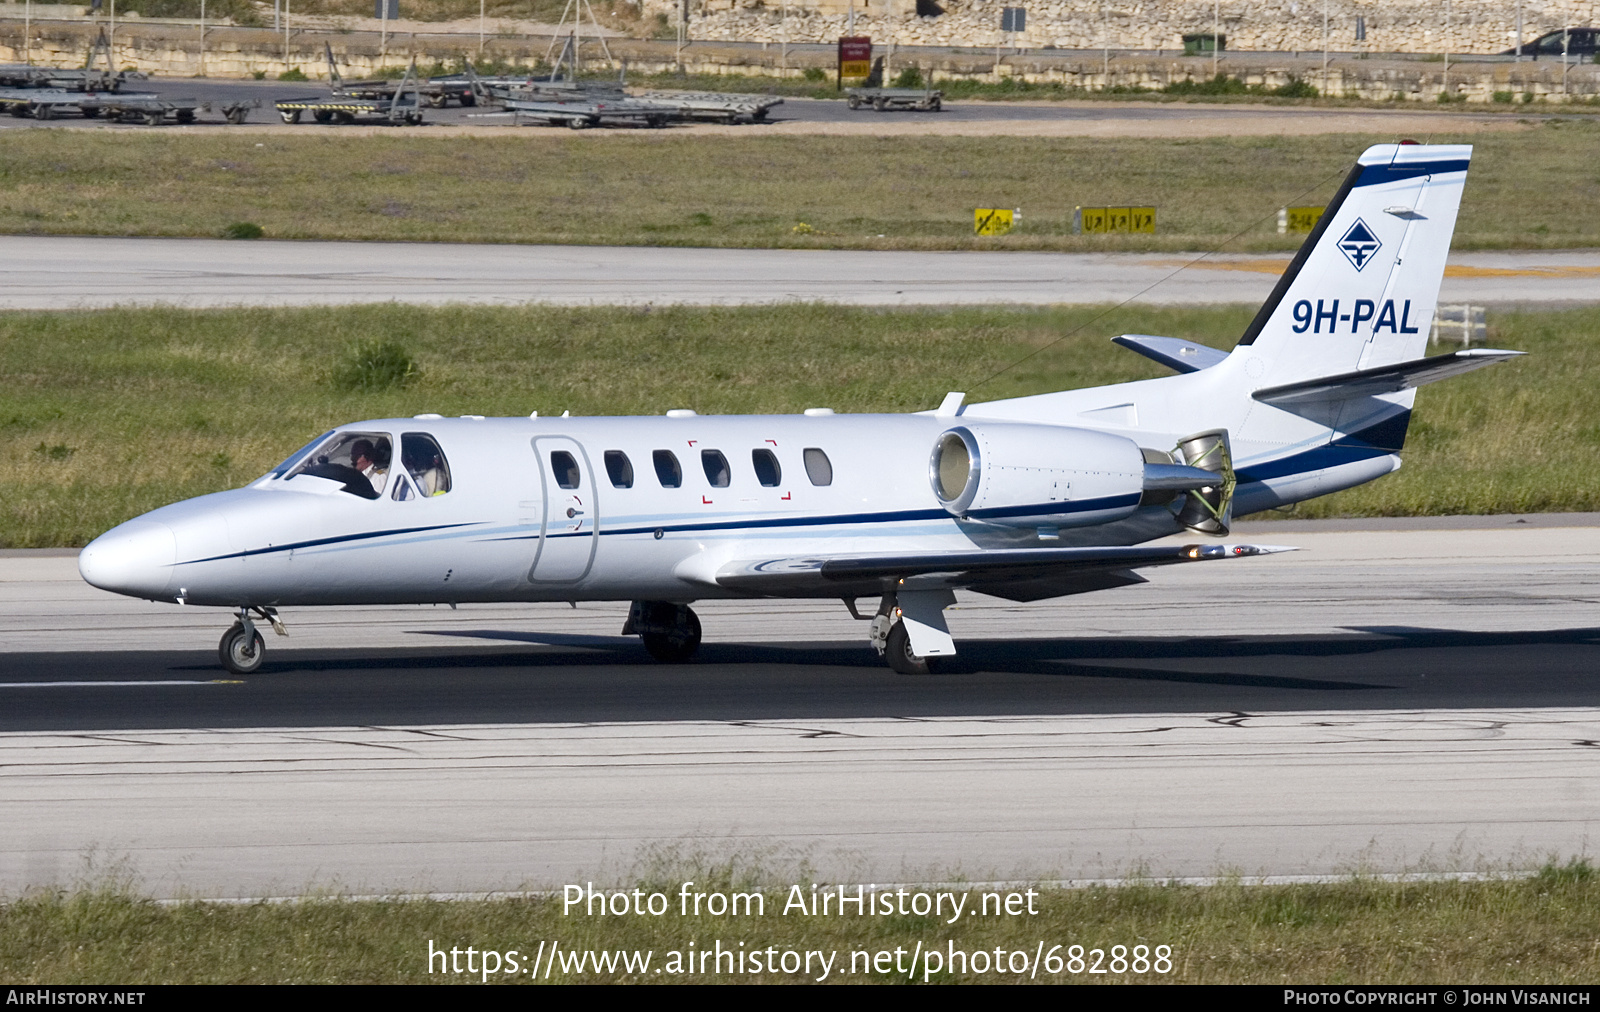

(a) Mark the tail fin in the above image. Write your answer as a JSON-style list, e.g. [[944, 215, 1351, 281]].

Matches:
[[1236, 143, 1471, 388]]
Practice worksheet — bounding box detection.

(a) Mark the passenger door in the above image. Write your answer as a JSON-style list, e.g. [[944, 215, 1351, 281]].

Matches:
[[529, 436, 598, 583]]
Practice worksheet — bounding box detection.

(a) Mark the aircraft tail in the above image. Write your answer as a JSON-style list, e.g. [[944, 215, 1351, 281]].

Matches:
[[1236, 142, 1470, 387]]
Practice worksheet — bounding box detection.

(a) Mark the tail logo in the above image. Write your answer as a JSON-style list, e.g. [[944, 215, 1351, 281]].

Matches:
[[1337, 219, 1383, 271]]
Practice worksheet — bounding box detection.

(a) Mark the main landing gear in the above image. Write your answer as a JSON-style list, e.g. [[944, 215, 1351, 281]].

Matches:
[[857, 590, 958, 675], [218, 606, 288, 674], [624, 601, 702, 663]]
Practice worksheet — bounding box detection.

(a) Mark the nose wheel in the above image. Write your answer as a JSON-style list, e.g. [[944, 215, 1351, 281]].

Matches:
[[217, 607, 287, 674], [219, 623, 264, 674]]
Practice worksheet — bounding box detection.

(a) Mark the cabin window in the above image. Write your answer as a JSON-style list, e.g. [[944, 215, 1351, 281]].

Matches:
[[653, 450, 682, 488], [401, 432, 451, 496], [286, 430, 393, 499], [751, 448, 781, 487], [604, 450, 634, 488], [803, 447, 833, 486], [701, 449, 731, 488], [550, 451, 581, 490]]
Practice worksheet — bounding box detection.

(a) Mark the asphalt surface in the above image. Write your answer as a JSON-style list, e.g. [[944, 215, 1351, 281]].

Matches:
[[4, 236, 1598, 308], [0, 74, 1545, 131], [3, 519, 1598, 893]]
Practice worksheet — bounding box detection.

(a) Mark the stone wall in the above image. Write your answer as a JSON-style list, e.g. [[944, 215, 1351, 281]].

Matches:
[[662, 0, 1600, 55], [1, 17, 1595, 101]]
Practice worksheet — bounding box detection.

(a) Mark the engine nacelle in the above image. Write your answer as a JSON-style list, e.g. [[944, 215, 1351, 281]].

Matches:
[[928, 423, 1146, 530]]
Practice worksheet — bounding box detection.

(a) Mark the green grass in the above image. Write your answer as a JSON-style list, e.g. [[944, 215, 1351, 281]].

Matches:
[[2, 125, 1599, 250], [0, 302, 1591, 547], [5, 864, 1600, 982]]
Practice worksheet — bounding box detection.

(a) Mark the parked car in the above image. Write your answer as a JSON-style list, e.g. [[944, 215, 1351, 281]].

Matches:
[[1501, 27, 1599, 59]]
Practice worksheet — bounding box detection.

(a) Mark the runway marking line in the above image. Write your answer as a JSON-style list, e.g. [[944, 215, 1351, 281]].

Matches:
[[0, 679, 237, 688]]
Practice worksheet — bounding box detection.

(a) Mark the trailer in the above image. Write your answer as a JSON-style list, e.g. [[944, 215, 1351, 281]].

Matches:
[[276, 59, 425, 125], [844, 86, 942, 111], [275, 95, 424, 125], [843, 56, 943, 112], [0, 64, 134, 92], [500, 95, 683, 129], [633, 90, 783, 124], [0, 87, 83, 119], [80, 92, 202, 125]]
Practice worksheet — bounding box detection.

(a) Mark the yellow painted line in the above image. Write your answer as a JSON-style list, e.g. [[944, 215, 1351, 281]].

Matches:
[[1441, 264, 1600, 278], [1151, 259, 1600, 279]]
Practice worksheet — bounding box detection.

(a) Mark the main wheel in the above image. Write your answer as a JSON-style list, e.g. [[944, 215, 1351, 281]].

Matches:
[[459, 92, 476, 107], [81, 106, 101, 118], [873, 96, 887, 111], [226, 108, 249, 125], [846, 94, 862, 110], [144, 110, 165, 126], [928, 97, 942, 111], [279, 109, 301, 124], [33, 104, 52, 120], [218, 623, 265, 674], [884, 622, 931, 676], [641, 606, 701, 663], [313, 108, 333, 122]]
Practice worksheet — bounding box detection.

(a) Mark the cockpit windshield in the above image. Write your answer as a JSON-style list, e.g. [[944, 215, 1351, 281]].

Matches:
[[285, 431, 394, 499], [266, 430, 335, 480]]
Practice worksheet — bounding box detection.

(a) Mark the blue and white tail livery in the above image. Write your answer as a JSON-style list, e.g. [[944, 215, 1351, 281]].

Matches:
[[79, 143, 1523, 675]]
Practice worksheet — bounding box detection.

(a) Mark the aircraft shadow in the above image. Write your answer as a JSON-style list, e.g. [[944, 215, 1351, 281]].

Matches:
[[4, 625, 1598, 731]]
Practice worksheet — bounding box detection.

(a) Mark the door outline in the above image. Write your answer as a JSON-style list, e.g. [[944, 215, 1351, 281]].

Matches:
[[528, 436, 599, 583]]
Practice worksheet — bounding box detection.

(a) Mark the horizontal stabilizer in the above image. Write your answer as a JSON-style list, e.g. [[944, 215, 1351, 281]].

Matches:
[[1112, 334, 1229, 374], [715, 543, 1295, 597], [1252, 348, 1524, 408]]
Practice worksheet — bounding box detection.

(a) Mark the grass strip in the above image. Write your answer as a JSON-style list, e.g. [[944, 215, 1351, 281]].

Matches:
[[4, 863, 1599, 983], [2, 125, 1598, 250], [3, 302, 1593, 548]]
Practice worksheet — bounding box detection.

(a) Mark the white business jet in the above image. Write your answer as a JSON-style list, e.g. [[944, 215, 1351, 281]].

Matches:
[[79, 143, 1521, 675]]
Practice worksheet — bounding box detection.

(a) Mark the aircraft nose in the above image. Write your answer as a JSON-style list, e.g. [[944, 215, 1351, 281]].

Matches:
[[78, 520, 177, 600]]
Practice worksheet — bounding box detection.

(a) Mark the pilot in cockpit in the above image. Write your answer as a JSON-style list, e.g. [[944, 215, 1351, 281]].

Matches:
[[350, 439, 389, 492]]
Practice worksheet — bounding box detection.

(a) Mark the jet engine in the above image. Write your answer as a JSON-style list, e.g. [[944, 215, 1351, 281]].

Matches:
[[928, 423, 1148, 530], [928, 422, 1234, 535]]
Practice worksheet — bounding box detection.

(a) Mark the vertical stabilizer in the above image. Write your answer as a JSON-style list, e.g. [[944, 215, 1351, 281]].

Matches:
[[1236, 143, 1471, 388]]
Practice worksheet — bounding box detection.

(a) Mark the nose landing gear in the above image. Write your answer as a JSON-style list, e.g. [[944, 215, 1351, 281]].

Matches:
[[624, 601, 702, 662], [218, 606, 288, 674]]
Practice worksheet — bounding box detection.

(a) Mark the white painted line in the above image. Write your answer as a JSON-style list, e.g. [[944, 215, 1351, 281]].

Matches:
[[0, 680, 232, 688]]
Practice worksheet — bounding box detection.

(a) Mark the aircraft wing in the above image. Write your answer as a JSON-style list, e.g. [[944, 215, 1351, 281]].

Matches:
[[711, 543, 1294, 602]]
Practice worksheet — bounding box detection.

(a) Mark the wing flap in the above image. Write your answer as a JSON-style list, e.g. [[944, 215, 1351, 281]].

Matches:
[[714, 543, 1294, 598]]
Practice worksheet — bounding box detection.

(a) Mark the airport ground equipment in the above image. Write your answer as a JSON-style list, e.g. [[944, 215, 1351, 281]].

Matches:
[[845, 84, 942, 111], [501, 94, 682, 128], [0, 64, 134, 92], [633, 90, 783, 123], [81, 92, 203, 125], [276, 60, 424, 125], [323, 44, 476, 108], [844, 56, 943, 111]]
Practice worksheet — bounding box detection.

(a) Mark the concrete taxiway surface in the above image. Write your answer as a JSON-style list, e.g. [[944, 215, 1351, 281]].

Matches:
[[3, 236, 1599, 309], [3, 516, 1598, 895]]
